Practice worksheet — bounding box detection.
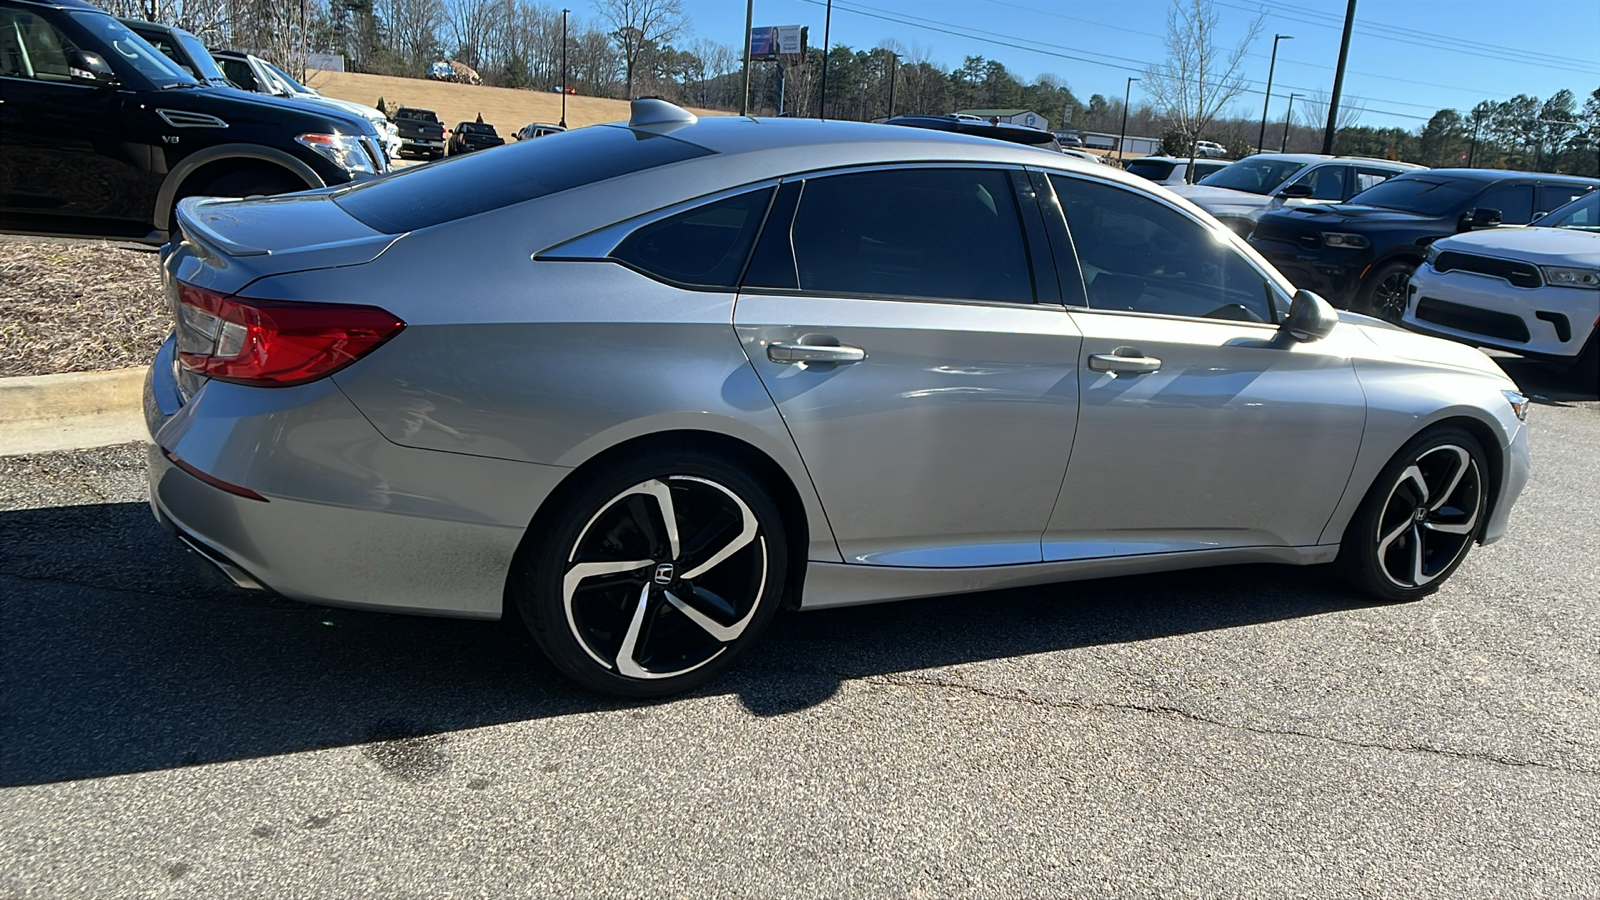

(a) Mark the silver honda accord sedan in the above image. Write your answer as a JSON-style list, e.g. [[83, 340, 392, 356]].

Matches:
[[146, 99, 1531, 696]]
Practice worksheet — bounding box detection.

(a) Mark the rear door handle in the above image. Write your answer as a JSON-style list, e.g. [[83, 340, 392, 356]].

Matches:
[[1088, 349, 1162, 374], [767, 342, 866, 364]]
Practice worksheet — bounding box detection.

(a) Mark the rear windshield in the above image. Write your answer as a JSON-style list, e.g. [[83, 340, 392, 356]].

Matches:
[[333, 125, 713, 233], [1197, 158, 1306, 195], [1126, 159, 1177, 181], [397, 109, 438, 122], [1347, 176, 1480, 215], [460, 123, 497, 135]]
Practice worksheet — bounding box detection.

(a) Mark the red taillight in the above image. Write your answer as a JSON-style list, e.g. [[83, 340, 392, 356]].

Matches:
[[175, 282, 405, 387]]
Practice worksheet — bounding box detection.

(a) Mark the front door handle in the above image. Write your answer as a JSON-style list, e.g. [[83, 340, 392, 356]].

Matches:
[[767, 342, 867, 365], [1088, 348, 1162, 374]]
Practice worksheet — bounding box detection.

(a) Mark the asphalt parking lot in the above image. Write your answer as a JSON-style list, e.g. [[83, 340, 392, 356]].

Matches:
[[1, 360, 1596, 898]]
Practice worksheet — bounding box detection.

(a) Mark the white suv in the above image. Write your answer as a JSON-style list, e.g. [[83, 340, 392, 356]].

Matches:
[[1403, 189, 1599, 389], [1194, 140, 1227, 158], [1172, 153, 1425, 235]]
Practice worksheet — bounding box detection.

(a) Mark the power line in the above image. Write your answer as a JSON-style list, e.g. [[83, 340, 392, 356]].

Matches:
[[798, 0, 1434, 122]]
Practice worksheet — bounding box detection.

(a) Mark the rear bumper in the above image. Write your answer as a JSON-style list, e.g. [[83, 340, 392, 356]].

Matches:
[[145, 352, 573, 619]]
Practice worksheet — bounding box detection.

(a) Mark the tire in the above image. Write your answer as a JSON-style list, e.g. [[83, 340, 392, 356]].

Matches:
[[512, 449, 789, 697], [1356, 260, 1416, 322], [1336, 426, 1489, 602]]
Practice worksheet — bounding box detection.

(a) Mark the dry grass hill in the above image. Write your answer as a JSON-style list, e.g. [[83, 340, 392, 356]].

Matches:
[[305, 69, 728, 135]]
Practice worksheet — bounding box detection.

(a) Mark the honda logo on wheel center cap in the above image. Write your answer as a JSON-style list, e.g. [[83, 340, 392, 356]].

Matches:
[[653, 563, 674, 584]]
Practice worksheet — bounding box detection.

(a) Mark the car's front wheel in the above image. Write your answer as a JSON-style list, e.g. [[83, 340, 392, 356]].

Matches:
[[1357, 260, 1415, 322], [1337, 426, 1488, 602], [513, 450, 788, 697]]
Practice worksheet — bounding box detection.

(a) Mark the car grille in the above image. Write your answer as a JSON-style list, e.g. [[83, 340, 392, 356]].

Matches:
[[1433, 251, 1541, 288], [361, 136, 389, 172], [1251, 219, 1323, 250], [1415, 297, 1531, 343]]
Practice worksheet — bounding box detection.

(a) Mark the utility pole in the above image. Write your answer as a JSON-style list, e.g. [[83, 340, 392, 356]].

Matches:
[[1117, 76, 1138, 162], [818, 0, 832, 118], [559, 9, 569, 128], [1282, 92, 1300, 152], [739, 0, 753, 116], [1257, 34, 1292, 155], [886, 52, 898, 118], [1322, 0, 1357, 154]]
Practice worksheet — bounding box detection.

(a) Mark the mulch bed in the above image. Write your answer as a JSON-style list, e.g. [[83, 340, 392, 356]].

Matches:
[[0, 237, 168, 379]]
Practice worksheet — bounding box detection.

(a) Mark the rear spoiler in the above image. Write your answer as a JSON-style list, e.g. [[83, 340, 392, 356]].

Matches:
[[176, 196, 273, 258]]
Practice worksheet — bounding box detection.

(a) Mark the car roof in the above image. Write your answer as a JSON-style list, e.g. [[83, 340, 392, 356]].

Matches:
[[1388, 167, 1600, 184], [1240, 152, 1426, 169]]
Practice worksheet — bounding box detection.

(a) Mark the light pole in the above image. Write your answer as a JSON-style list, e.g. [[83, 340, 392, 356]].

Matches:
[[818, 0, 832, 118], [559, 8, 569, 128], [739, 0, 753, 115], [1256, 34, 1292, 154], [886, 52, 898, 119], [1281, 92, 1301, 152], [1117, 76, 1138, 162]]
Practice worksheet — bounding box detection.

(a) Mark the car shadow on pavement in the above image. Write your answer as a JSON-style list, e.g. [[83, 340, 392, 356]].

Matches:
[[1, 501, 1377, 787]]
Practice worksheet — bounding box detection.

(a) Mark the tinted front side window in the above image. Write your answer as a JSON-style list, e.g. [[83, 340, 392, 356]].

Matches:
[[0, 9, 77, 81], [612, 188, 774, 289], [334, 125, 713, 233], [788, 168, 1034, 304], [1052, 175, 1273, 324], [1474, 183, 1534, 225], [1288, 164, 1348, 201]]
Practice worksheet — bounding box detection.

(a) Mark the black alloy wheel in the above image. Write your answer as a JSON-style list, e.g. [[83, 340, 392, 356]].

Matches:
[[515, 450, 787, 697], [1360, 260, 1416, 323], [1338, 426, 1488, 602]]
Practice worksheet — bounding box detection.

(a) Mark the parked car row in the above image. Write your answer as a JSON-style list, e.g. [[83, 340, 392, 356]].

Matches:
[[0, 0, 387, 243]]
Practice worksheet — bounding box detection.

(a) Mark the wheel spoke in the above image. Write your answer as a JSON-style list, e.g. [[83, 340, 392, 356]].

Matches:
[[1409, 524, 1429, 586], [562, 559, 653, 667], [1396, 465, 1429, 506], [665, 585, 758, 643], [1378, 518, 1412, 556], [676, 476, 758, 580], [614, 583, 656, 679], [1425, 447, 1471, 513]]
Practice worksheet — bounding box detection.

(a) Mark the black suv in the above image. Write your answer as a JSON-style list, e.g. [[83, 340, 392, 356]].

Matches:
[[0, 0, 386, 242], [1250, 168, 1600, 316]]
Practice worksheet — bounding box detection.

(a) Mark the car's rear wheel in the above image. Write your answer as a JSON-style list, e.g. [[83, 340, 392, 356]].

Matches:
[[1357, 260, 1415, 322], [1337, 426, 1488, 602], [513, 450, 788, 697]]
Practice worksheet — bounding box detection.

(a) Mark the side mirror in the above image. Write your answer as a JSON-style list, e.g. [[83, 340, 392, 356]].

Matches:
[[1280, 289, 1339, 342], [1531, 210, 1547, 223], [1277, 183, 1314, 200], [67, 50, 117, 87], [1460, 207, 1502, 230]]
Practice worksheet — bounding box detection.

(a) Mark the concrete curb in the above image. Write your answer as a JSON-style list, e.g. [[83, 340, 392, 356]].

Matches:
[[0, 367, 148, 457]]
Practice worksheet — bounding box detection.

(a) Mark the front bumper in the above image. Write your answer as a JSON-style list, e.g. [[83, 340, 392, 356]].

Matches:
[[145, 339, 571, 619], [1404, 264, 1599, 360], [1251, 239, 1369, 307]]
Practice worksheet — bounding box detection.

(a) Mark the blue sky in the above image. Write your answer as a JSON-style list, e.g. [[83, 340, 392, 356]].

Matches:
[[667, 0, 1600, 131]]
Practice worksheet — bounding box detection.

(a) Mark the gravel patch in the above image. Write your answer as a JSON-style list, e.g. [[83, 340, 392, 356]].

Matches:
[[0, 237, 167, 378]]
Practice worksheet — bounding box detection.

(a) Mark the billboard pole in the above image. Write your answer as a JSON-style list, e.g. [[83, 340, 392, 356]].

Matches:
[[740, 0, 753, 116]]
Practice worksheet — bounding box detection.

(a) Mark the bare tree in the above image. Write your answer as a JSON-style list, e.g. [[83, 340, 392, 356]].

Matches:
[[379, 0, 446, 74], [1142, 0, 1261, 175], [1297, 88, 1365, 138], [97, 0, 231, 43], [594, 0, 683, 98]]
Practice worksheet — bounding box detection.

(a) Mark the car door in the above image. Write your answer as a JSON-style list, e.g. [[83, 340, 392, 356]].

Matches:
[[1472, 181, 1536, 225], [733, 166, 1083, 567], [1041, 173, 1368, 560]]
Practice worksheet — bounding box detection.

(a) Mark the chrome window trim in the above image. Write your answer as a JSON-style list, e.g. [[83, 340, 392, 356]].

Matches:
[[1041, 168, 1296, 323], [535, 178, 782, 261]]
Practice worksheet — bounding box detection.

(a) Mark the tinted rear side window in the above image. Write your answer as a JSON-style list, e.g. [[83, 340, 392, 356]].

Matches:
[[611, 188, 774, 289], [333, 125, 712, 233], [1126, 160, 1178, 181], [788, 168, 1035, 304]]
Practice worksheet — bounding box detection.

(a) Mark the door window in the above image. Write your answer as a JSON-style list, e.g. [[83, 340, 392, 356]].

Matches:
[[1354, 167, 1400, 195], [786, 168, 1035, 304], [1537, 185, 1591, 218], [0, 9, 77, 81], [1474, 182, 1535, 224], [1051, 175, 1275, 323], [1287, 164, 1349, 201], [610, 187, 774, 289]]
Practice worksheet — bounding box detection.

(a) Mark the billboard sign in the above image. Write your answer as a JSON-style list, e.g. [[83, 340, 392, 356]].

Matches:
[[750, 25, 804, 61]]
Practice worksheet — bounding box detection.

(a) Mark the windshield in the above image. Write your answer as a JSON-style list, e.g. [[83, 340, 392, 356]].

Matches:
[[1347, 176, 1480, 215], [1538, 190, 1599, 231], [70, 12, 194, 87], [1125, 159, 1177, 181], [176, 32, 228, 83], [261, 59, 314, 95], [1196, 159, 1306, 195]]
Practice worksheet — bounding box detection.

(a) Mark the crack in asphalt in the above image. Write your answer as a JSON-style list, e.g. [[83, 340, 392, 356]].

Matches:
[[874, 673, 1600, 779]]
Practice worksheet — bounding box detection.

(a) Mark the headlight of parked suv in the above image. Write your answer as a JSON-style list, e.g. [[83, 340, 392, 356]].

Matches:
[[1424, 243, 1440, 266], [1322, 232, 1370, 249], [1539, 265, 1600, 289], [295, 132, 376, 176]]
